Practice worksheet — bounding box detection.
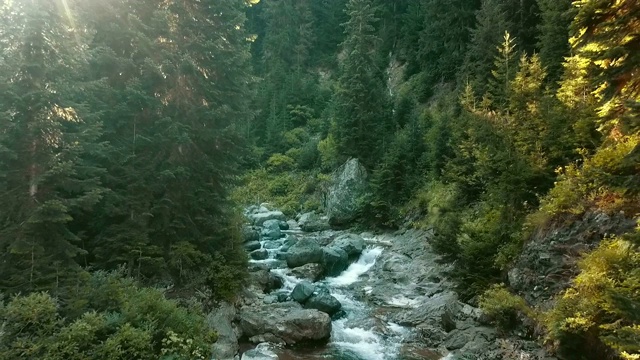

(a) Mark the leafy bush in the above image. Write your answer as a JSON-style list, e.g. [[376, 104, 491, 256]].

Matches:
[[266, 153, 296, 172], [0, 272, 216, 360], [480, 284, 534, 332], [545, 232, 640, 360]]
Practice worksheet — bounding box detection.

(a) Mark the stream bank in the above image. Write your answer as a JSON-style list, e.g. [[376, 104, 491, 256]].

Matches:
[[211, 205, 556, 360]]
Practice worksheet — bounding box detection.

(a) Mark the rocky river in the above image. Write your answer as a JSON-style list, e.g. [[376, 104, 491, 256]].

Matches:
[[209, 205, 556, 360]]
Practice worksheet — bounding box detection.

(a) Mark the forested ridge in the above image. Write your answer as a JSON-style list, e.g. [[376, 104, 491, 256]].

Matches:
[[0, 0, 638, 359]]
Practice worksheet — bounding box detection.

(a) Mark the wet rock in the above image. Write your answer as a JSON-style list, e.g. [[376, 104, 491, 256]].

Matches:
[[298, 212, 330, 232], [245, 241, 262, 252], [304, 291, 342, 316], [208, 302, 239, 360], [249, 270, 284, 293], [262, 241, 281, 250], [243, 226, 260, 243], [249, 211, 287, 226], [261, 219, 283, 239], [331, 233, 365, 257], [326, 158, 368, 226], [250, 249, 269, 260], [239, 302, 331, 345], [278, 220, 289, 230], [398, 343, 442, 360], [291, 263, 324, 282], [322, 247, 349, 276], [241, 343, 279, 360], [393, 291, 461, 327], [285, 237, 323, 268], [291, 281, 315, 303], [444, 326, 497, 351]]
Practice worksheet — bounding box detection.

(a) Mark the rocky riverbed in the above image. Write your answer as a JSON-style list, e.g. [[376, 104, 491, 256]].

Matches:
[[210, 204, 556, 360]]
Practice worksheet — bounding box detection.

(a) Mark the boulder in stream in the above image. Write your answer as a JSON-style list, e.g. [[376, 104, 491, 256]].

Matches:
[[305, 291, 342, 316], [298, 212, 330, 232], [285, 237, 323, 268], [239, 302, 331, 345], [250, 248, 269, 260], [249, 211, 286, 226], [331, 233, 365, 257], [291, 281, 315, 303], [245, 241, 262, 252], [322, 246, 349, 276], [243, 225, 260, 243], [261, 219, 283, 239], [208, 302, 239, 360], [291, 263, 324, 282]]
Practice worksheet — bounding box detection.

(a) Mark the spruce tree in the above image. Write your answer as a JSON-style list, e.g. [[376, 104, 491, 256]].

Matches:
[[0, 0, 105, 294], [333, 0, 391, 168], [536, 0, 573, 84]]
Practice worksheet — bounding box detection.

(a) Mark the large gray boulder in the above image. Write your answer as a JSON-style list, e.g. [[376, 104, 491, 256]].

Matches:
[[249, 211, 287, 226], [331, 233, 365, 257], [298, 212, 330, 232], [285, 237, 323, 268], [291, 281, 315, 303], [208, 302, 239, 360], [393, 291, 461, 327], [291, 263, 324, 282], [245, 241, 262, 252], [305, 291, 342, 316], [243, 226, 260, 243], [250, 248, 269, 261], [322, 247, 349, 277], [239, 302, 332, 345], [261, 219, 283, 239], [241, 343, 279, 360], [326, 158, 368, 226]]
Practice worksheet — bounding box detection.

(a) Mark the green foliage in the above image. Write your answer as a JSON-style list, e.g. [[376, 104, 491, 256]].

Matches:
[[545, 233, 640, 359], [267, 153, 297, 172], [480, 284, 534, 331], [0, 272, 215, 360]]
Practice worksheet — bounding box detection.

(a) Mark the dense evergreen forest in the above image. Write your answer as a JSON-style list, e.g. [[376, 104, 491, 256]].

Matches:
[[0, 0, 638, 359]]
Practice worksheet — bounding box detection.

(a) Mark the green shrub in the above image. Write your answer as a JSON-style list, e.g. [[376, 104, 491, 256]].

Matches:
[[545, 232, 640, 360], [266, 153, 296, 172], [480, 284, 533, 332], [0, 272, 216, 360]]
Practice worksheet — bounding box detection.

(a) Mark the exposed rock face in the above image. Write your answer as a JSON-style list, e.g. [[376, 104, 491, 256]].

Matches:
[[209, 302, 239, 360], [239, 302, 331, 345], [509, 211, 636, 306], [285, 237, 323, 268], [298, 212, 330, 232], [326, 158, 368, 226]]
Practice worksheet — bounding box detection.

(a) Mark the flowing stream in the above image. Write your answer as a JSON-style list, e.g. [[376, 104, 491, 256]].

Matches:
[[250, 231, 413, 360]]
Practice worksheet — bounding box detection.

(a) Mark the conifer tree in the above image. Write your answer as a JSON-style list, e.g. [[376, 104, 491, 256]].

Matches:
[[333, 0, 391, 168], [0, 0, 105, 294], [537, 0, 573, 83]]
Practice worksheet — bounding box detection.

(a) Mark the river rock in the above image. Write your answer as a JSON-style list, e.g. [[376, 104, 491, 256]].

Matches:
[[322, 246, 349, 276], [298, 212, 330, 232], [326, 158, 368, 226], [291, 263, 324, 282], [278, 220, 289, 230], [331, 233, 365, 257], [249, 211, 287, 226], [250, 248, 269, 260], [249, 270, 284, 293], [245, 241, 262, 252], [208, 302, 239, 360], [305, 291, 342, 316], [393, 291, 461, 327], [243, 226, 260, 243], [241, 343, 279, 360], [285, 237, 323, 268], [291, 281, 315, 303], [261, 219, 283, 239], [239, 302, 331, 345]]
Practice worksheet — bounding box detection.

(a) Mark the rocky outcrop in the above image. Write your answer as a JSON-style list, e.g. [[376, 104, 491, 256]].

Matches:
[[239, 302, 332, 345], [509, 211, 636, 306], [298, 212, 330, 232], [326, 158, 368, 226]]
